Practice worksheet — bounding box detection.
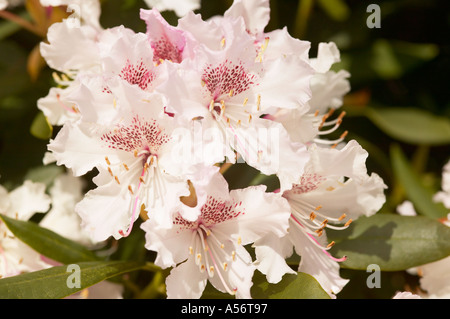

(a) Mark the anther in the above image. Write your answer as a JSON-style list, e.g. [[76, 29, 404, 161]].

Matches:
[[189, 247, 193, 255], [256, 94, 261, 111], [123, 163, 129, 171], [114, 176, 120, 184], [128, 185, 134, 195], [310, 212, 316, 221], [105, 156, 110, 165], [243, 97, 248, 107], [344, 219, 353, 227], [108, 167, 114, 177], [338, 213, 347, 221], [327, 241, 335, 249]]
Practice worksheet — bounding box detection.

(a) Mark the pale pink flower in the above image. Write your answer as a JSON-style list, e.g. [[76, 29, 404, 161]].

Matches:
[[160, 14, 313, 190], [47, 77, 197, 241], [0, 180, 51, 278], [255, 140, 387, 296], [141, 170, 291, 298]]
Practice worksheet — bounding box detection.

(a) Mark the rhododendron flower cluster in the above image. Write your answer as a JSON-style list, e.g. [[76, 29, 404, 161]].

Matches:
[[33, 0, 387, 298]]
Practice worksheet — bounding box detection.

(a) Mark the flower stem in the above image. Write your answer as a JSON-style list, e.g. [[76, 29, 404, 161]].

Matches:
[[0, 10, 45, 37], [294, 0, 314, 39]]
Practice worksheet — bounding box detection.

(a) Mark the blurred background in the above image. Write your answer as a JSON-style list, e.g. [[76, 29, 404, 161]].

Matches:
[[0, 0, 449, 298]]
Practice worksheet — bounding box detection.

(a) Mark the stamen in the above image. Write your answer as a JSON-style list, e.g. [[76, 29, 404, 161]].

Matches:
[[105, 156, 110, 165]]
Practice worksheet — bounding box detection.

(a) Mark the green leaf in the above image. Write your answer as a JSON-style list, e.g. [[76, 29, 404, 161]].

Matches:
[[0, 261, 146, 299], [317, 0, 350, 22], [30, 111, 53, 140], [370, 39, 403, 79], [328, 214, 450, 271], [390, 144, 448, 219], [0, 214, 101, 264], [365, 107, 450, 145], [251, 271, 331, 299]]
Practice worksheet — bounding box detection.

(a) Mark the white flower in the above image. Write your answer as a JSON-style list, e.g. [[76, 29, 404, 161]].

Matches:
[[47, 77, 200, 241], [222, 0, 270, 37], [39, 172, 98, 246], [40, 0, 102, 30], [141, 170, 291, 298], [0, 180, 51, 278], [433, 160, 450, 209], [39, 19, 103, 126], [419, 255, 450, 298], [272, 42, 351, 146], [160, 13, 313, 190], [140, 8, 197, 64], [255, 140, 387, 296], [143, 0, 201, 17], [393, 291, 422, 299]]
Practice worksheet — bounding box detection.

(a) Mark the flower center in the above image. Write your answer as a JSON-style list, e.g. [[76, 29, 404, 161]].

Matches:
[[173, 196, 246, 296], [100, 115, 169, 159], [202, 59, 257, 101], [151, 37, 183, 63], [120, 59, 155, 91]]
